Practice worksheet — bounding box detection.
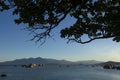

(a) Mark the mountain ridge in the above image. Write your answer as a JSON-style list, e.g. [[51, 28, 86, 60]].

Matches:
[[0, 57, 72, 65], [1, 57, 117, 65]]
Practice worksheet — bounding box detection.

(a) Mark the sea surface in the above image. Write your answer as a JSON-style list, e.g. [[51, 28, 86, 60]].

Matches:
[[0, 65, 120, 80]]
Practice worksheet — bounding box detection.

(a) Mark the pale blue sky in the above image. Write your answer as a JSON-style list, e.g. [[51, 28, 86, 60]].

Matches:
[[0, 9, 120, 62]]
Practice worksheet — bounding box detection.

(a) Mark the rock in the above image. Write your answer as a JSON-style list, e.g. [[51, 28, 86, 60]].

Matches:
[[116, 66, 120, 70], [0, 74, 7, 77]]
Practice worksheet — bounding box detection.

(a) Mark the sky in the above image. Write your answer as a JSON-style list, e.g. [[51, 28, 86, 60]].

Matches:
[[0, 9, 120, 62]]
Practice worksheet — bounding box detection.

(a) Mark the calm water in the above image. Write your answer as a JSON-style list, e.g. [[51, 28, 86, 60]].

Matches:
[[0, 65, 120, 80]]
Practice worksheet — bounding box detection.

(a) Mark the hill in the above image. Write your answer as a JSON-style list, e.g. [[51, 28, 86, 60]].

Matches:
[[98, 61, 120, 66]]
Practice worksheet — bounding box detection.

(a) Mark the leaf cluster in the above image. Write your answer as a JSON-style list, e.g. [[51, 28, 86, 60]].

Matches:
[[0, 0, 120, 44]]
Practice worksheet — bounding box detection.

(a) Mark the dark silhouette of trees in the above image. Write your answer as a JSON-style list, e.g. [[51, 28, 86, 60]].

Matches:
[[0, 0, 120, 44]]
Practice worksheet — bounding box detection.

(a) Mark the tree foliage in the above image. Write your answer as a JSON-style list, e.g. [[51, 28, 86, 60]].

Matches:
[[0, 0, 120, 44]]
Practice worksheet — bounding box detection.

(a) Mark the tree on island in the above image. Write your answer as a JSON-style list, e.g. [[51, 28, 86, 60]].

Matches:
[[0, 0, 120, 44]]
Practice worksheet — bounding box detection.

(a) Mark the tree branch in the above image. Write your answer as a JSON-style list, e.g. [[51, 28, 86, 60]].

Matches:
[[68, 35, 115, 44]]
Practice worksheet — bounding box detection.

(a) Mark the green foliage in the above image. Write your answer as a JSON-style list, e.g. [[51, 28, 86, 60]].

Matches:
[[0, 0, 120, 44]]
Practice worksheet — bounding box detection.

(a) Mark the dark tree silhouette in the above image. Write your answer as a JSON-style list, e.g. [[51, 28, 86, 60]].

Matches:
[[0, 0, 120, 44]]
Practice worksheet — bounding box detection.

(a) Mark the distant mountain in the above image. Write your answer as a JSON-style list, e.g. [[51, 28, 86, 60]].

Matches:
[[0, 57, 72, 65], [74, 60, 103, 65], [0, 57, 104, 65]]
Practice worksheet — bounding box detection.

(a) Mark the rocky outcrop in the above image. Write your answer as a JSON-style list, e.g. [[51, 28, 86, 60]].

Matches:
[[103, 64, 114, 69], [22, 63, 36, 68], [103, 64, 120, 70]]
